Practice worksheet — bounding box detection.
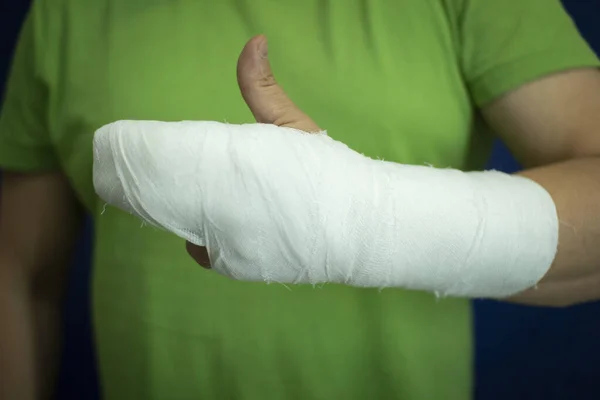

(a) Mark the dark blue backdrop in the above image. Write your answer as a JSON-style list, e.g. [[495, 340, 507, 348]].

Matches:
[[1, 2, 599, 399]]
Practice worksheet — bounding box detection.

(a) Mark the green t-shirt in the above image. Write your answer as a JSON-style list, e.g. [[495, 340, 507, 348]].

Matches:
[[1, 1, 598, 399]]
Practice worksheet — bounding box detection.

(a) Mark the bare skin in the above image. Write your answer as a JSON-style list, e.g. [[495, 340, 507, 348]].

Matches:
[[0, 171, 83, 399]]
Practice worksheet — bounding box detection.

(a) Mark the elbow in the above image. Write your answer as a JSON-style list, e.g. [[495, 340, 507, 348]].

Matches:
[[0, 254, 69, 304]]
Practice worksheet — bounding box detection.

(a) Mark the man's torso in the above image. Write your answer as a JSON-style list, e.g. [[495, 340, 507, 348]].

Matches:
[[42, 0, 484, 398]]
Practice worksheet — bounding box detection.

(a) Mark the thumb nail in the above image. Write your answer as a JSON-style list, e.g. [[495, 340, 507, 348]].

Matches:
[[258, 36, 268, 59]]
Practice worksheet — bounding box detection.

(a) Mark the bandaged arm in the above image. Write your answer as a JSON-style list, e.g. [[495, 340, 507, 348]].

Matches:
[[94, 120, 567, 299]]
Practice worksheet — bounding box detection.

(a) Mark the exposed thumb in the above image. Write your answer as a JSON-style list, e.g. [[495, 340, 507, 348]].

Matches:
[[236, 35, 321, 132]]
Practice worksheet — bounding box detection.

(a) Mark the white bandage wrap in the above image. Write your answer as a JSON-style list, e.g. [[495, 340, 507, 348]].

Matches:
[[93, 120, 559, 298]]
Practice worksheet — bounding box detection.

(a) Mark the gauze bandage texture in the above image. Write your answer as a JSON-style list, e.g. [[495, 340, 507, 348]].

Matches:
[[93, 120, 559, 298]]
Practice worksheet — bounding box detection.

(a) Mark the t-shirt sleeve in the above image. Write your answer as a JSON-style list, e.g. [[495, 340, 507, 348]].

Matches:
[[459, 0, 600, 107], [0, 4, 60, 172]]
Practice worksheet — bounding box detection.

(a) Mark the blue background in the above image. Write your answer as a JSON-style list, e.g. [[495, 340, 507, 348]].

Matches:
[[1, 2, 599, 399]]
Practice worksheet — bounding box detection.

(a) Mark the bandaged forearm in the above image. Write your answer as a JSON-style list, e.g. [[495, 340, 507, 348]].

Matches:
[[93, 121, 559, 298]]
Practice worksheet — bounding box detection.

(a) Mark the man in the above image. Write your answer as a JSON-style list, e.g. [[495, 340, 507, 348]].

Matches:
[[1, 0, 599, 399]]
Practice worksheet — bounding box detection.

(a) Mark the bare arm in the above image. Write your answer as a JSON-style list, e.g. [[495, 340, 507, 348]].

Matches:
[[481, 68, 600, 307], [0, 171, 82, 399]]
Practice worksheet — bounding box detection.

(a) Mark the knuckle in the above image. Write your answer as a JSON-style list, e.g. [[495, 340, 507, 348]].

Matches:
[[258, 73, 278, 88]]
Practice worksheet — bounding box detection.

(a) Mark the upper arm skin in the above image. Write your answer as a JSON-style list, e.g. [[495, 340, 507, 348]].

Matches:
[[0, 171, 83, 299], [481, 68, 600, 167], [481, 68, 600, 306]]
